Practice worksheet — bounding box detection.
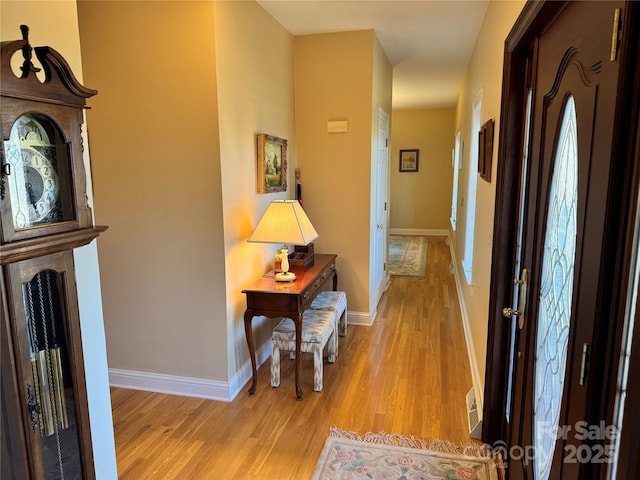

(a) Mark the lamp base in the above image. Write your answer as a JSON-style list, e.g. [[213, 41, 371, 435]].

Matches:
[[275, 271, 297, 282]]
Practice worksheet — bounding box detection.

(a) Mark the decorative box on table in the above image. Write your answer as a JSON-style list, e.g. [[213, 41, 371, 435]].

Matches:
[[276, 243, 315, 271], [290, 243, 315, 268]]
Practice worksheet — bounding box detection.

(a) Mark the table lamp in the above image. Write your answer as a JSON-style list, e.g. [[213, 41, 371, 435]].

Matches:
[[248, 200, 319, 281]]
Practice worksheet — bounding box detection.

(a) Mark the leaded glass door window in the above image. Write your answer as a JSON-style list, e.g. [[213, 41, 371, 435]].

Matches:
[[533, 96, 577, 480]]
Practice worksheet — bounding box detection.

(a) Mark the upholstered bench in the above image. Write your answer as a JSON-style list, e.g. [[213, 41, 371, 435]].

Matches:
[[271, 310, 336, 392], [310, 290, 348, 338]]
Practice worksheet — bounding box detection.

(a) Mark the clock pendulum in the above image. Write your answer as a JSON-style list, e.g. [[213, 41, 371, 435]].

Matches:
[[25, 270, 81, 477]]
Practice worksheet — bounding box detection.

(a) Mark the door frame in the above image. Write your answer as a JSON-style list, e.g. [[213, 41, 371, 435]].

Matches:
[[483, 1, 640, 478]]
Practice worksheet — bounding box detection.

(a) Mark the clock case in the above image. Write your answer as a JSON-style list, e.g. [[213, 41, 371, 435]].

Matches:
[[1, 26, 106, 479]]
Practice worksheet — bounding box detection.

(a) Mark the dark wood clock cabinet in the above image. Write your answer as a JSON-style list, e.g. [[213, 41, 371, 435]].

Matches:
[[1, 26, 106, 479]]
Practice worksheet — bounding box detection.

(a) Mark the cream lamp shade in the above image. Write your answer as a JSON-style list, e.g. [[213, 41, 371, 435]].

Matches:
[[248, 200, 319, 281]]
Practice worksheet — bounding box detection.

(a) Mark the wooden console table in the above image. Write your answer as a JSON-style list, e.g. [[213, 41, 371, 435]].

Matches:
[[242, 253, 338, 400]]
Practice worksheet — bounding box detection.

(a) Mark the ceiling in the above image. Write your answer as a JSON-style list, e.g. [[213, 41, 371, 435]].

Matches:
[[257, 0, 490, 110]]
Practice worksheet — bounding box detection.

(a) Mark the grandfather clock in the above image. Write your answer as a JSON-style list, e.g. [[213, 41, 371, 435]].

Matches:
[[1, 26, 106, 479]]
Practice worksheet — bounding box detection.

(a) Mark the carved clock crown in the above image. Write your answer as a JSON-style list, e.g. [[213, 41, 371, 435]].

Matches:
[[0, 25, 97, 106]]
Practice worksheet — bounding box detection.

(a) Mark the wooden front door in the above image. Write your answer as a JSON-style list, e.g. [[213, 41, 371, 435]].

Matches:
[[484, 1, 640, 479]]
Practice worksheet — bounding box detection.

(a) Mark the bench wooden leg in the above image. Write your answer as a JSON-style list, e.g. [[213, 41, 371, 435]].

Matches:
[[328, 330, 336, 364], [339, 310, 347, 336], [271, 342, 281, 387], [313, 344, 323, 391]]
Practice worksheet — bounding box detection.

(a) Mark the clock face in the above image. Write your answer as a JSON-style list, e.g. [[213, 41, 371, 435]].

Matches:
[[4, 115, 68, 229], [21, 148, 60, 222]]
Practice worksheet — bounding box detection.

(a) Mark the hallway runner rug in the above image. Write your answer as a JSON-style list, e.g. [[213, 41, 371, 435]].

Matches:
[[312, 427, 499, 480], [388, 235, 428, 277]]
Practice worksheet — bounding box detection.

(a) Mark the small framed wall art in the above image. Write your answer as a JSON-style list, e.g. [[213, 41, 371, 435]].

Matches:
[[478, 119, 494, 182], [399, 149, 419, 172], [256, 134, 287, 193]]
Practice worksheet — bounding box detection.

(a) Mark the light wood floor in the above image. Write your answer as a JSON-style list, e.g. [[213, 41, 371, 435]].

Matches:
[[110, 236, 473, 479]]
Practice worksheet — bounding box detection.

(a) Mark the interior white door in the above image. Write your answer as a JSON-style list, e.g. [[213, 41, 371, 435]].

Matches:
[[371, 107, 390, 307]]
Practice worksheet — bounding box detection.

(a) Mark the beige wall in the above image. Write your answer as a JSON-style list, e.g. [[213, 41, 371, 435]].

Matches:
[[78, 1, 227, 379], [213, 0, 295, 377], [1, 1, 117, 476], [294, 30, 392, 319], [390, 109, 456, 231], [451, 0, 526, 407], [77, 0, 296, 395]]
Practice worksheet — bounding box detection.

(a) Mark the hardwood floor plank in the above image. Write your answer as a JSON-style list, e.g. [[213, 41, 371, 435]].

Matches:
[[111, 236, 474, 478]]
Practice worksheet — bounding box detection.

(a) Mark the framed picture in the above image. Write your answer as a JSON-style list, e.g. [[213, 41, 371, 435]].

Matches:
[[256, 134, 287, 193], [399, 149, 419, 172], [478, 119, 494, 182]]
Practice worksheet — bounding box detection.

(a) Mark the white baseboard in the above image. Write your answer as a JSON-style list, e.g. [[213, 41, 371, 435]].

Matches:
[[109, 339, 273, 402], [108, 368, 232, 402], [389, 228, 449, 236], [348, 310, 376, 327], [109, 310, 376, 402], [446, 234, 484, 416]]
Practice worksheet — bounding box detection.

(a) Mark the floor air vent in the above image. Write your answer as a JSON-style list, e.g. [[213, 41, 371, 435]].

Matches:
[[466, 387, 482, 439]]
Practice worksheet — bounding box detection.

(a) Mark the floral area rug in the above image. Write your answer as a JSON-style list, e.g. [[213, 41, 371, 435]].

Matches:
[[388, 235, 428, 277], [312, 427, 499, 480]]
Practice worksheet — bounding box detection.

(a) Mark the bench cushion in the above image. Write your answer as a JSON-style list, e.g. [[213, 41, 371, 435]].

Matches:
[[310, 291, 346, 313], [310, 290, 347, 337], [272, 310, 334, 344]]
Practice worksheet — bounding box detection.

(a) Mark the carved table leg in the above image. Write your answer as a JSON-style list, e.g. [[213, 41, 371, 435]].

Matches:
[[243, 310, 257, 395], [295, 311, 303, 400]]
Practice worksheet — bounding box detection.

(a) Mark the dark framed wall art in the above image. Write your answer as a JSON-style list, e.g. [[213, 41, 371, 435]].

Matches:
[[399, 149, 419, 172], [478, 119, 494, 182]]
